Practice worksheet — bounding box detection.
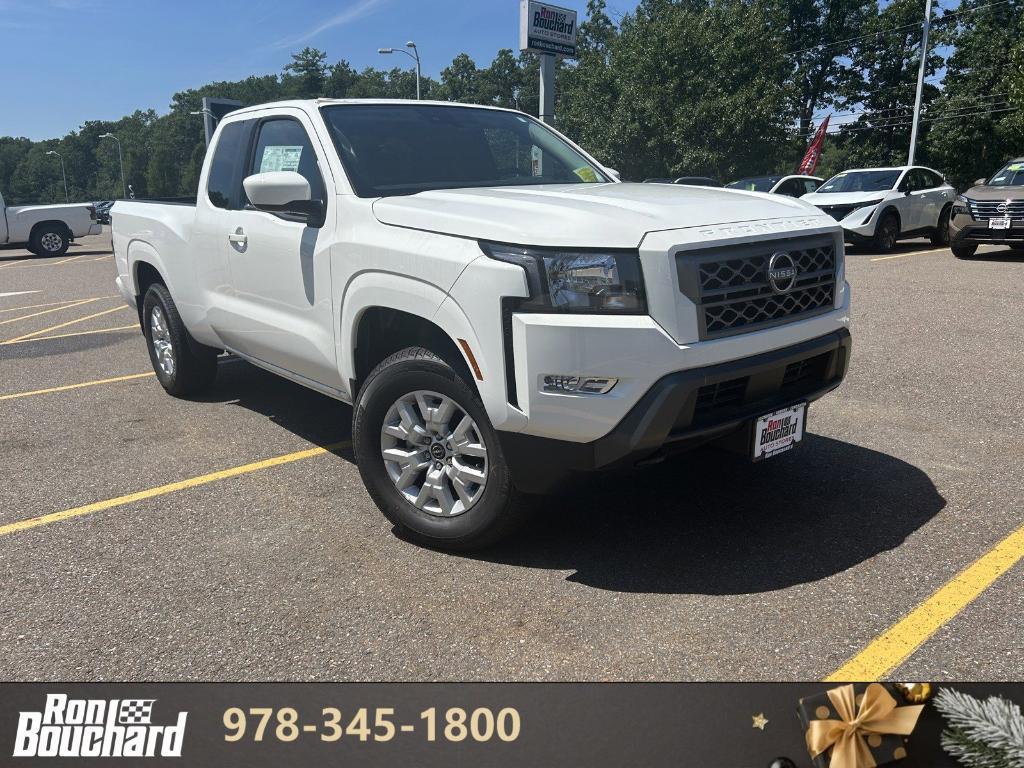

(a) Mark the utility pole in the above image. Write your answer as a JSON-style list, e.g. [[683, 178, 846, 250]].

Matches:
[[99, 133, 126, 199], [908, 0, 932, 165], [46, 150, 69, 202], [539, 53, 555, 125]]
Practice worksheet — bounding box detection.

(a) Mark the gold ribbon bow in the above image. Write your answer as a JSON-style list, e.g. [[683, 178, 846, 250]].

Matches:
[[806, 683, 924, 768]]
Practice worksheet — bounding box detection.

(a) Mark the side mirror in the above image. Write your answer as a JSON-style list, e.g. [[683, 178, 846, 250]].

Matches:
[[243, 171, 325, 228], [605, 168, 621, 182], [974, 178, 987, 187]]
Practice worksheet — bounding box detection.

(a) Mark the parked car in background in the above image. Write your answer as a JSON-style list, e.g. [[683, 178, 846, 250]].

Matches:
[[0, 190, 101, 256], [673, 176, 722, 187], [642, 177, 723, 187], [800, 166, 955, 253], [111, 99, 851, 550], [94, 200, 115, 224], [727, 175, 823, 197], [948, 158, 1024, 259]]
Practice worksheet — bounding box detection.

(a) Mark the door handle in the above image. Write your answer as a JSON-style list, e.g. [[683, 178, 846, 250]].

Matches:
[[227, 231, 247, 245]]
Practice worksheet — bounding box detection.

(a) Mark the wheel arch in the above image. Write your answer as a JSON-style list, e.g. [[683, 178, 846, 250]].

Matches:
[[878, 205, 902, 232], [340, 272, 484, 401], [28, 219, 72, 242]]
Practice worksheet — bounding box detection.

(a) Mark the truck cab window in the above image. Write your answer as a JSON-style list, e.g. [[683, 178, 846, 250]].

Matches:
[[207, 121, 250, 209], [249, 119, 325, 201]]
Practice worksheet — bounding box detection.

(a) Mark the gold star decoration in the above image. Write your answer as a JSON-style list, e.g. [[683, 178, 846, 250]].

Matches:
[[752, 713, 769, 730]]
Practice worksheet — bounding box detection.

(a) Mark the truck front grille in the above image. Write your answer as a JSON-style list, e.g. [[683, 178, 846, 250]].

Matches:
[[966, 198, 1024, 221], [676, 235, 838, 340]]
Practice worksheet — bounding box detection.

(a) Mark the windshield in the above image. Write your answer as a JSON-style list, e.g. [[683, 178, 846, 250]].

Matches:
[[320, 104, 609, 197], [817, 170, 901, 193], [726, 177, 780, 192], [987, 160, 1024, 187]]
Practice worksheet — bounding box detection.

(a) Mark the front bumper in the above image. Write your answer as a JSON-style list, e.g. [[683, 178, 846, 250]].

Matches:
[[809, 204, 881, 240], [950, 212, 1024, 246], [498, 328, 851, 492]]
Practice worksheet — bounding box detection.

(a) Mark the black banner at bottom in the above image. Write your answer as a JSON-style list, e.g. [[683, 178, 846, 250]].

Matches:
[[0, 683, 1018, 766]]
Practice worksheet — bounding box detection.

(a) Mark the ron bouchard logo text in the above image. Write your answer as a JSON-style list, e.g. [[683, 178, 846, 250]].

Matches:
[[13, 694, 187, 758]]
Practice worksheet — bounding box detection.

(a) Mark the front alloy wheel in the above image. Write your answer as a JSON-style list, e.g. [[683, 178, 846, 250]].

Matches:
[[380, 390, 488, 516]]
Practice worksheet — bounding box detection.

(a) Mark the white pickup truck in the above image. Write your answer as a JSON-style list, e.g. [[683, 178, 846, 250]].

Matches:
[[112, 99, 852, 550], [1, 191, 101, 256]]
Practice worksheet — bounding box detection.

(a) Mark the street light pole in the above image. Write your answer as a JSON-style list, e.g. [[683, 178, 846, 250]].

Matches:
[[908, 0, 933, 166], [378, 41, 422, 100], [45, 150, 69, 203], [99, 132, 126, 199]]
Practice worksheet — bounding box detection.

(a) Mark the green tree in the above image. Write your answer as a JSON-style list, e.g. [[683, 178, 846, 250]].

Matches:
[[282, 47, 329, 97], [926, 0, 1024, 187], [438, 53, 483, 103]]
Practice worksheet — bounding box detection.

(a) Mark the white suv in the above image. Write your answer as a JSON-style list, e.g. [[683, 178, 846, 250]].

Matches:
[[801, 166, 955, 252]]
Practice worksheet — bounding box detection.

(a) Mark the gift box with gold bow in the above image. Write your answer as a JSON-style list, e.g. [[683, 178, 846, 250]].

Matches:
[[797, 683, 924, 768]]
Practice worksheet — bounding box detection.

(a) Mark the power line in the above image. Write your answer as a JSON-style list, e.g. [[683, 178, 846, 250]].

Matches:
[[811, 92, 1011, 121], [784, 20, 925, 58], [800, 105, 1019, 138]]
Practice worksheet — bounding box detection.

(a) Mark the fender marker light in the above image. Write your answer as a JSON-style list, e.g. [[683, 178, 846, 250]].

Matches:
[[542, 375, 617, 394]]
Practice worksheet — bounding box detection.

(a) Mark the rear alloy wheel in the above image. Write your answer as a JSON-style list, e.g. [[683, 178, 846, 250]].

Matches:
[[931, 205, 952, 246], [29, 225, 70, 257], [872, 213, 899, 253], [142, 283, 218, 397]]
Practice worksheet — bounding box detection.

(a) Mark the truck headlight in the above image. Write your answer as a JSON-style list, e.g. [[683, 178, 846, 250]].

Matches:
[[481, 242, 646, 313]]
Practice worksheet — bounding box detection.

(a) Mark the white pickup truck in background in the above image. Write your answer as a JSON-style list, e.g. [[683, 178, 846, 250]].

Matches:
[[112, 99, 852, 550], [0, 190, 101, 256]]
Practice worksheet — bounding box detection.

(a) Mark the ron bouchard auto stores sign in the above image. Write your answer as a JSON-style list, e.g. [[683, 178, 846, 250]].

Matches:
[[519, 0, 578, 57]]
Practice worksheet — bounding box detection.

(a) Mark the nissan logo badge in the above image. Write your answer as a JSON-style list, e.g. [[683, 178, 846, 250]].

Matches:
[[767, 252, 798, 294]]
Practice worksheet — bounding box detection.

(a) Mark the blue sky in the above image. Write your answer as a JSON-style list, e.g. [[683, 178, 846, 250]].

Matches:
[[0, 0, 639, 140]]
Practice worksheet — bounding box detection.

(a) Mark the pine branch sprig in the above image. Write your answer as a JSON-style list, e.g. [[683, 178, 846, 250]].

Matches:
[[935, 688, 1024, 768]]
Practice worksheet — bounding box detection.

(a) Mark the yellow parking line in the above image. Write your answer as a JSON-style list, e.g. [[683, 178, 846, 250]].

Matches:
[[826, 521, 1024, 681], [2, 324, 138, 344], [0, 443, 348, 537], [0, 372, 155, 401], [1, 305, 129, 344], [0, 298, 108, 314], [870, 248, 945, 262], [48, 254, 91, 266], [0, 297, 105, 326]]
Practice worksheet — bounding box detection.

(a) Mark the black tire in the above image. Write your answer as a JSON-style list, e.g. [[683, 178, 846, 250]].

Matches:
[[142, 283, 218, 397], [353, 346, 529, 551], [871, 212, 900, 253], [930, 205, 952, 246], [28, 224, 70, 257], [951, 243, 978, 259]]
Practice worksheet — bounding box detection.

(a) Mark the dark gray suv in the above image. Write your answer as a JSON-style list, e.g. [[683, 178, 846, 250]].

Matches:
[[949, 158, 1024, 258]]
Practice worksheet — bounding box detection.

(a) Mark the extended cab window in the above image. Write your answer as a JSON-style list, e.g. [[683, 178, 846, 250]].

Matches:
[[249, 118, 326, 201], [207, 121, 250, 209], [320, 104, 608, 197]]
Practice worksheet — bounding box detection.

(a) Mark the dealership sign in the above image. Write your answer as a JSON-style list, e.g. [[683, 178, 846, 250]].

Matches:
[[519, 0, 577, 57]]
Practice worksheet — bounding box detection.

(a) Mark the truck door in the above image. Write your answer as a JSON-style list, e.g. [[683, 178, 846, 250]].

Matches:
[[219, 110, 341, 390]]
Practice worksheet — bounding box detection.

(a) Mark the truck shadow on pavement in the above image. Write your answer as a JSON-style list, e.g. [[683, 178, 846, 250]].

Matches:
[[477, 438, 945, 594], [205, 360, 945, 596]]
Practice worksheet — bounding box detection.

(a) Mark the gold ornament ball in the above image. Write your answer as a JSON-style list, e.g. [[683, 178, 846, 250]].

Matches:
[[894, 682, 933, 704]]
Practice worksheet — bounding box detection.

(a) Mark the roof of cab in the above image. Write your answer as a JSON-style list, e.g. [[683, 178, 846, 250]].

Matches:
[[229, 98, 519, 117]]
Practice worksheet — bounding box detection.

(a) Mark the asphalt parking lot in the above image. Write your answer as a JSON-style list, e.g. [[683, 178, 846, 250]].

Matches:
[[0, 230, 1021, 681]]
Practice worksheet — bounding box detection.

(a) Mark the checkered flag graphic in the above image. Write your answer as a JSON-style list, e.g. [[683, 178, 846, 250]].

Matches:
[[118, 700, 155, 725]]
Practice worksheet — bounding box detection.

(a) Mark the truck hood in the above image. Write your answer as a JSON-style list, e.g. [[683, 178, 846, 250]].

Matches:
[[372, 182, 824, 248], [801, 190, 895, 207]]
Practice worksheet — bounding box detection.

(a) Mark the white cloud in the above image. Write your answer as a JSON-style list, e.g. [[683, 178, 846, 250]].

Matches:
[[274, 0, 390, 48]]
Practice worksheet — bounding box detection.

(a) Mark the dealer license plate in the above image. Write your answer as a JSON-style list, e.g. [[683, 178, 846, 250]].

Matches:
[[989, 217, 1011, 230], [753, 403, 806, 461]]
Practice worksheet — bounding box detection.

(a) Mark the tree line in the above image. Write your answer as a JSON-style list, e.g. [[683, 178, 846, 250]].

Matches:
[[1, 0, 1021, 205]]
